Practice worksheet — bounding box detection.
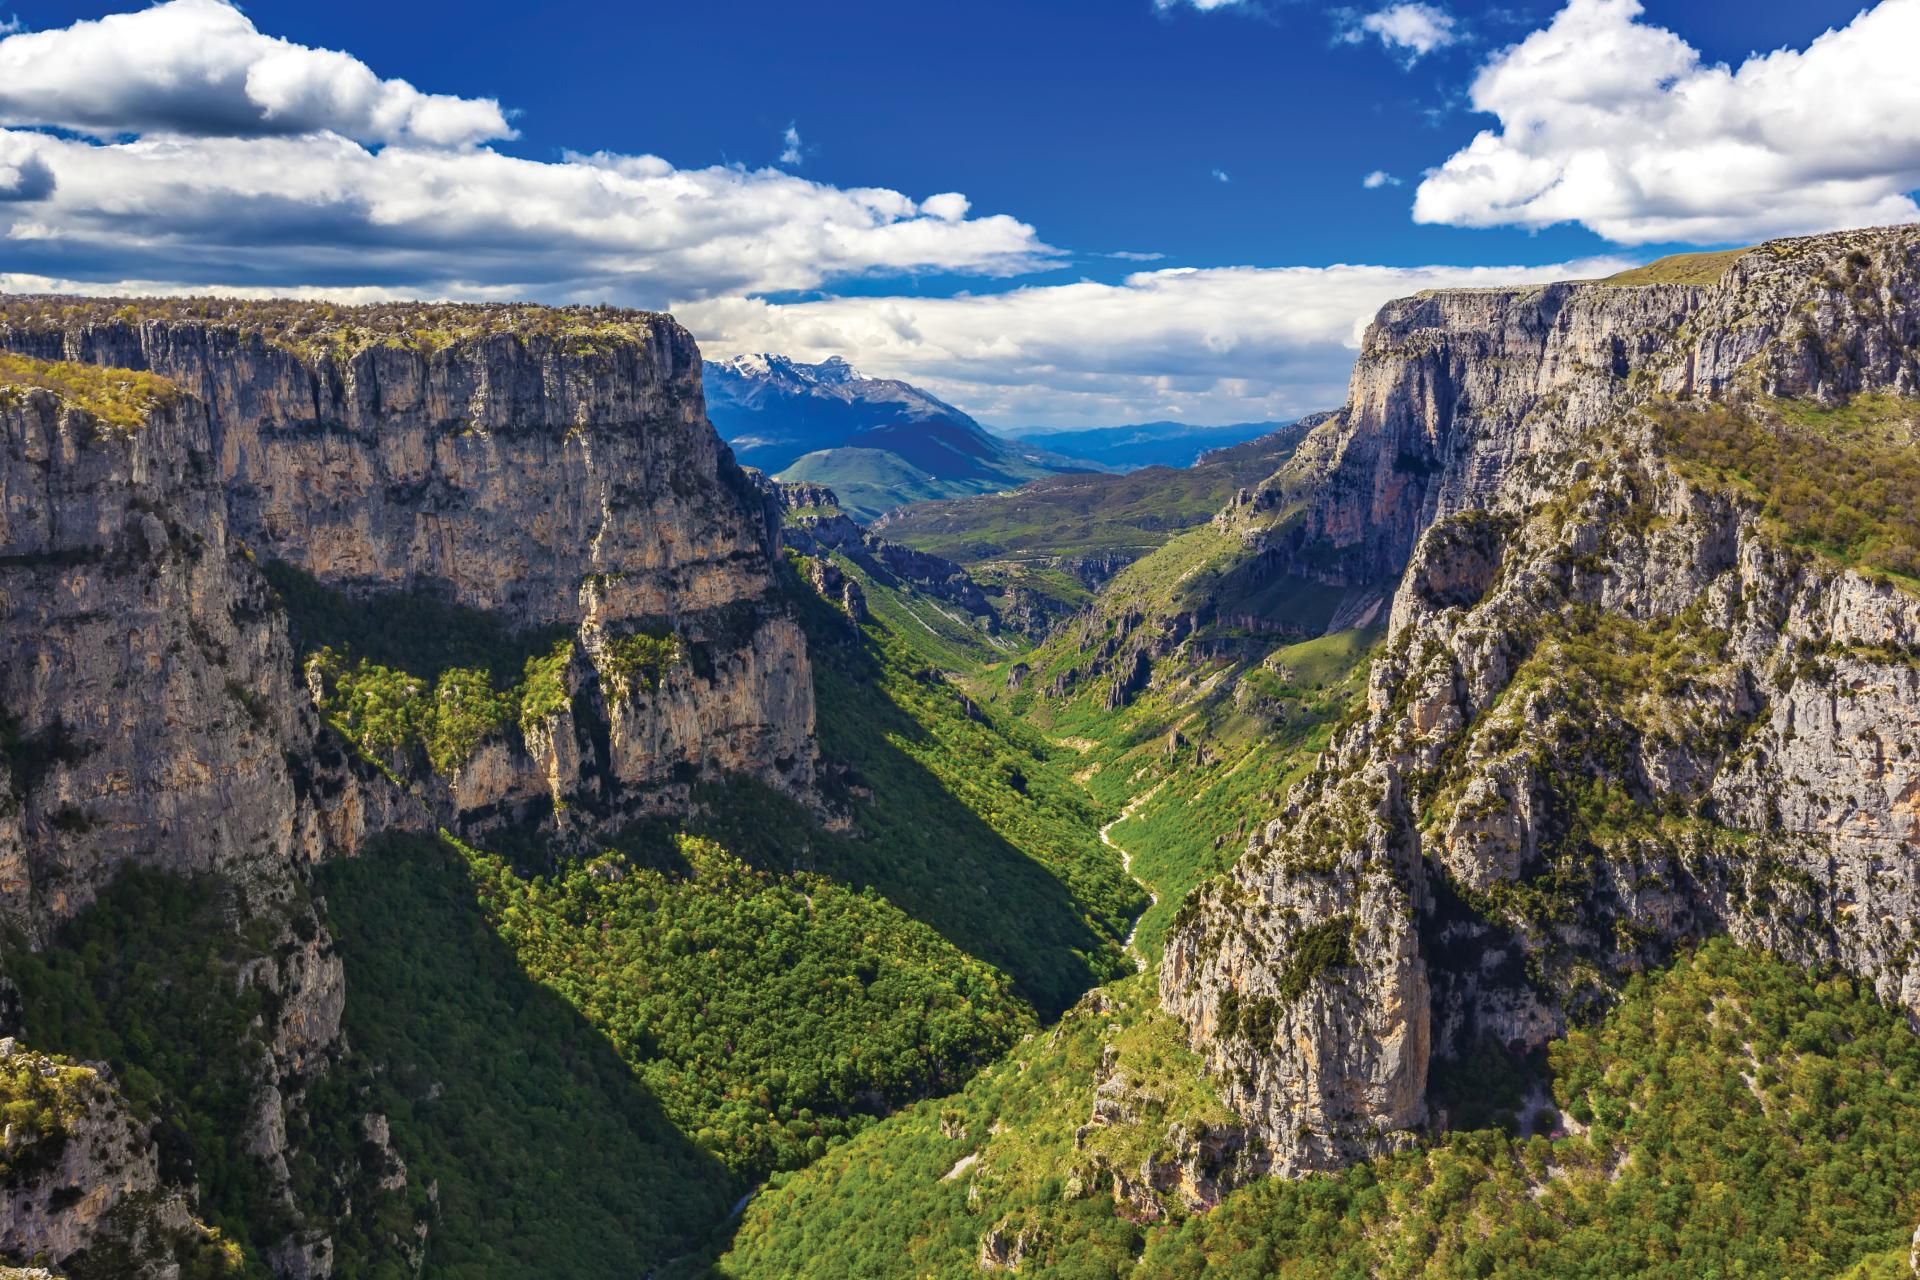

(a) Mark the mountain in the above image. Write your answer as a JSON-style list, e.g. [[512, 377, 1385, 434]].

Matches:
[[1003, 419, 1289, 470], [721, 223, 1920, 1278], [10, 225, 1920, 1280], [873, 420, 1318, 635], [0, 302, 1138, 1277], [705, 353, 1086, 520]]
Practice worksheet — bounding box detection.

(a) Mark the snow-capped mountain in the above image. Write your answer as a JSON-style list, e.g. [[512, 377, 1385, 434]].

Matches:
[[704, 353, 1089, 518]]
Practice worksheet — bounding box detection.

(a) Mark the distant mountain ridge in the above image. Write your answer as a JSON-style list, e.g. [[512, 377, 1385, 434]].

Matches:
[[705, 352, 1088, 520], [1001, 419, 1288, 471]]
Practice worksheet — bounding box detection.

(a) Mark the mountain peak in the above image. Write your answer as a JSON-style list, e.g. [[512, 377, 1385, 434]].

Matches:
[[716, 352, 864, 388]]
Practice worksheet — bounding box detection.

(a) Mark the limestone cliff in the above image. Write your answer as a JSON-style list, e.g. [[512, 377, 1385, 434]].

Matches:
[[1163, 224, 1920, 1175], [0, 300, 824, 1275], [0, 1039, 232, 1277], [0, 300, 817, 836], [0, 357, 418, 1276]]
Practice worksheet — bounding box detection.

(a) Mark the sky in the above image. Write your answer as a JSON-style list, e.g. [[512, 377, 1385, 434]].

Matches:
[[0, 0, 1916, 426]]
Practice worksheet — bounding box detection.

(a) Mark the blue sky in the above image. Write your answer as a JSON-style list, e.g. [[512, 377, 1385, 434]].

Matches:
[[1, 0, 1916, 423]]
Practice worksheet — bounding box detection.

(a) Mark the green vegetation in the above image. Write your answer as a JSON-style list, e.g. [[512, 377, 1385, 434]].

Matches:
[[0, 351, 179, 428], [724, 940, 1920, 1280], [0, 297, 670, 364], [0, 1047, 98, 1181], [700, 560, 1142, 1015], [879, 429, 1299, 564], [263, 561, 570, 687], [817, 548, 1022, 669], [515, 637, 574, 731], [777, 446, 1057, 521], [598, 629, 685, 695], [307, 651, 516, 778], [1651, 394, 1920, 586], [271, 562, 591, 778], [5, 870, 408, 1277], [1144, 940, 1920, 1279], [1052, 628, 1376, 961], [445, 829, 1032, 1177], [868, 429, 1303, 626], [719, 972, 1231, 1279], [1598, 248, 1749, 287], [317, 836, 733, 1277]]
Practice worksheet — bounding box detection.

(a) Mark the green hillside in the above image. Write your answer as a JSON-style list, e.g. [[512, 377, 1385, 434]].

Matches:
[[776, 445, 1063, 521], [718, 939, 1920, 1279]]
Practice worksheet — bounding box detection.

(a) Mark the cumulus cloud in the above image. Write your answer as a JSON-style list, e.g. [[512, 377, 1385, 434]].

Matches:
[[780, 123, 803, 166], [678, 255, 1631, 426], [1154, 0, 1247, 11], [1336, 3, 1459, 64], [1363, 170, 1402, 188], [0, 5, 1059, 305], [0, 0, 511, 147], [0, 128, 1058, 304], [1415, 0, 1920, 244], [1211, 168, 1232, 183]]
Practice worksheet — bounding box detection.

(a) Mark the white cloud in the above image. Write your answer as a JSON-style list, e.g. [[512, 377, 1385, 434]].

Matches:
[[1102, 250, 1167, 261], [0, 271, 440, 304], [1415, 0, 1920, 244], [0, 128, 1059, 304], [1363, 170, 1402, 188], [1154, 0, 1247, 11], [1212, 168, 1232, 183], [921, 192, 971, 222], [1337, 4, 1459, 64], [679, 255, 1632, 426], [0, 0, 511, 147], [0, 6, 1059, 306], [0, 16, 20, 37], [780, 123, 803, 166]]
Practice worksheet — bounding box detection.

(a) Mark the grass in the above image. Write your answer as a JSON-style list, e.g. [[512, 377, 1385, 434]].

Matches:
[[0, 296, 670, 363], [1649, 393, 1920, 587], [776, 446, 1055, 521], [877, 429, 1300, 565], [0, 351, 180, 428], [1597, 248, 1750, 287], [723, 939, 1920, 1280], [1073, 628, 1379, 962]]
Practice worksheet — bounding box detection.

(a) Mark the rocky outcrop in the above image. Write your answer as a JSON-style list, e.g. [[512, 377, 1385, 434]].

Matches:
[[0, 1040, 222, 1277], [0, 300, 818, 835], [1164, 224, 1920, 1176], [771, 481, 997, 629], [0, 300, 824, 1274], [0, 377, 409, 937]]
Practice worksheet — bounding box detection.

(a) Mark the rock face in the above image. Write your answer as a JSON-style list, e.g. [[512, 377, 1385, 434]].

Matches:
[[0, 376, 408, 937], [0, 366, 418, 1275], [1163, 225, 1920, 1175], [771, 481, 998, 628], [0, 300, 825, 1274], [0, 301, 818, 835], [0, 1040, 222, 1277]]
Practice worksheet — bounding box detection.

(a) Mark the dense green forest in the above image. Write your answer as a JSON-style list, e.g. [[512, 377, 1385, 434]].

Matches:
[[5, 871, 401, 1279], [721, 940, 1920, 1279]]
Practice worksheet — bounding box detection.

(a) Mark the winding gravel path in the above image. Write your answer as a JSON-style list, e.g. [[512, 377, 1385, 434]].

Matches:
[[1100, 782, 1164, 971]]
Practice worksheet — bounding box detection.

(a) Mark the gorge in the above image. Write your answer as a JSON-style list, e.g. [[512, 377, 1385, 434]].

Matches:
[[4, 225, 1920, 1279]]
